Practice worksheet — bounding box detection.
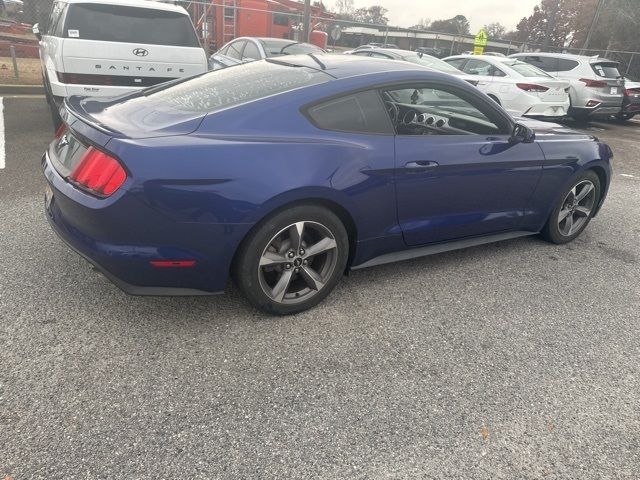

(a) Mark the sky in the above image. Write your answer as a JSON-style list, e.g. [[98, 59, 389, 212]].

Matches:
[[326, 0, 541, 32]]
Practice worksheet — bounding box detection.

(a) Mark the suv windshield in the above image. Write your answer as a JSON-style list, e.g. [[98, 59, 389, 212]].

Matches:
[[261, 40, 324, 57], [591, 62, 621, 78], [64, 3, 200, 47]]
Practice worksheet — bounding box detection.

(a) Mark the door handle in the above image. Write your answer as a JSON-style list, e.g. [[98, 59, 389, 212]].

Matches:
[[405, 160, 439, 169]]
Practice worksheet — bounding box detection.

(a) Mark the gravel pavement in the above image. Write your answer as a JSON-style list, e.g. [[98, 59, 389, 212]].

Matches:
[[1, 98, 639, 479]]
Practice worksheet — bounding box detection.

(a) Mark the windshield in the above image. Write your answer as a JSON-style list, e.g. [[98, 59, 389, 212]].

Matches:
[[501, 60, 552, 78], [261, 40, 324, 57], [402, 54, 462, 74], [64, 4, 200, 47]]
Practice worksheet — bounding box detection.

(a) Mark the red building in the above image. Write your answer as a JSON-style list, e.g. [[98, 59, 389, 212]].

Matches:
[[187, 0, 332, 53]]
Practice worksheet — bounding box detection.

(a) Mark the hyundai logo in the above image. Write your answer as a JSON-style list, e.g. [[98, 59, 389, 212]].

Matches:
[[133, 48, 149, 57]]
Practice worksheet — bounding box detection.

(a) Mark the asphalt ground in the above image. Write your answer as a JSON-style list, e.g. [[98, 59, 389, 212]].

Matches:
[[1, 97, 639, 479]]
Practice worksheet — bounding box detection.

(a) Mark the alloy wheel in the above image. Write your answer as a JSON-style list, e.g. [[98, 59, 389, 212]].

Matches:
[[557, 180, 596, 236], [258, 221, 338, 304]]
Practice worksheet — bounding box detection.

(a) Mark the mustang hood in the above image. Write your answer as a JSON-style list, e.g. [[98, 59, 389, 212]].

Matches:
[[66, 87, 207, 139]]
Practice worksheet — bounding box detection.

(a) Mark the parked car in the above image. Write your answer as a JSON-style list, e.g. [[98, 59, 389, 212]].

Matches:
[[443, 54, 570, 118], [509, 53, 625, 121], [483, 51, 507, 57], [618, 76, 640, 121], [43, 55, 612, 315], [415, 47, 445, 58], [350, 48, 470, 77], [34, 0, 208, 129], [210, 37, 325, 70], [343, 43, 397, 54]]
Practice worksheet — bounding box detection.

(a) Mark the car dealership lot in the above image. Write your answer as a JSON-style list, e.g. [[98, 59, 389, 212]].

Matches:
[[1, 97, 639, 478]]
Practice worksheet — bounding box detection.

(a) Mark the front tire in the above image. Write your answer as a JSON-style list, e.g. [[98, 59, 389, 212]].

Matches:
[[541, 171, 600, 244], [233, 205, 349, 315]]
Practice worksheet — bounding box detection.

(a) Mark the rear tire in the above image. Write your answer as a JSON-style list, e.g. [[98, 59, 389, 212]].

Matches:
[[541, 170, 601, 244], [615, 112, 635, 122], [233, 205, 349, 315], [44, 76, 63, 131]]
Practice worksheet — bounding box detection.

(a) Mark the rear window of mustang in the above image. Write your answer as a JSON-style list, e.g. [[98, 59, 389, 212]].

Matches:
[[135, 61, 331, 113]]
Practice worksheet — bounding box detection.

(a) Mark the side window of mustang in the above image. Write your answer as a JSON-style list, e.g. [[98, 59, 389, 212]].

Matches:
[[307, 90, 393, 135], [382, 86, 505, 136]]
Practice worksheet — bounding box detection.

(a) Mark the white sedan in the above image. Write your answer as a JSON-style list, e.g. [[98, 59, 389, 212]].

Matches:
[[443, 55, 571, 118]]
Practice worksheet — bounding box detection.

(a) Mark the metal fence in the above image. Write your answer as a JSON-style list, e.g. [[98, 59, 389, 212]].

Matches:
[[174, 0, 640, 78], [0, 0, 638, 86]]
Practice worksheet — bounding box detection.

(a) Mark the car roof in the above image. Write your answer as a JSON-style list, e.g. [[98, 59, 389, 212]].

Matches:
[[509, 52, 617, 63], [269, 53, 438, 79], [59, 0, 189, 14], [370, 48, 415, 57]]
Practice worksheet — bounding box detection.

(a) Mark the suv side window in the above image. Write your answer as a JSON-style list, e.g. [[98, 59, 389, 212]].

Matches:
[[45, 2, 65, 36], [307, 90, 393, 135], [51, 2, 68, 37], [556, 58, 579, 72], [523, 56, 559, 72]]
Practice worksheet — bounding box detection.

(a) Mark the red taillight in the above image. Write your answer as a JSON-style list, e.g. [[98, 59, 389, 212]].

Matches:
[[579, 78, 607, 88], [150, 260, 197, 268], [54, 123, 66, 139], [68, 147, 126, 197], [624, 88, 640, 96], [516, 83, 549, 93]]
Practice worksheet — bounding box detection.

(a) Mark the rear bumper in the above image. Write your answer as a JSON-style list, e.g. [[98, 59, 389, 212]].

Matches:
[[42, 152, 245, 296], [522, 102, 569, 118], [570, 103, 622, 118], [622, 97, 640, 115], [50, 81, 145, 99]]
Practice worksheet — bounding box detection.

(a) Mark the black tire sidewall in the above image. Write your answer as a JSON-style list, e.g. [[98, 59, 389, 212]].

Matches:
[[542, 170, 601, 244], [233, 205, 349, 315]]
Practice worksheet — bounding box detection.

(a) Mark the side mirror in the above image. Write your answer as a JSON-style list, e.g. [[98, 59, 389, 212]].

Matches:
[[509, 123, 535, 144], [32, 23, 41, 40]]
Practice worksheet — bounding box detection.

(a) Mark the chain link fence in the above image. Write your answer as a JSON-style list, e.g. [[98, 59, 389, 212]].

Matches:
[[0, 0, 49, 85]]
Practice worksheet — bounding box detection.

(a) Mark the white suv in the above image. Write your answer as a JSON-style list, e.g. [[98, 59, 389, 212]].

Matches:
[[509, 53, 624, 121], [34, 0, 208, 125]]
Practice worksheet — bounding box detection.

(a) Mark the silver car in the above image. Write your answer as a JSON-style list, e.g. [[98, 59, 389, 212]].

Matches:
[[210, 37, 324, 70], [509, 52, 624, 121]]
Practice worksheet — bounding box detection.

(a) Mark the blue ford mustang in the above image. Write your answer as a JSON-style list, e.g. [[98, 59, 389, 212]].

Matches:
[[43, 55, 612, 315]]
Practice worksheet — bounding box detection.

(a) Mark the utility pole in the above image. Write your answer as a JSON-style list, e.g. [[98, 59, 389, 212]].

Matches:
[[302, 0, 311, 43], [581, 0, 606, 54]]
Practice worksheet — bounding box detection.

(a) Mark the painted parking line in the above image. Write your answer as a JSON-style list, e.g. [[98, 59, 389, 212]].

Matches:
[[0, 97, 4, 169]]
